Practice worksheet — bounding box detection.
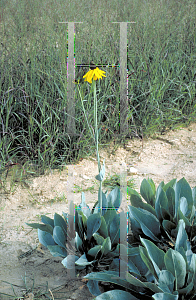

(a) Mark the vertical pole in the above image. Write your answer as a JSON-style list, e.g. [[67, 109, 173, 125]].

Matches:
[[59, 21, 83, 137], [119, 161, 128, 278], [112, 21, 135, 139], [67, 22, 76, 135], [59, 20, 136, 280], [67, 23, 76, 278], [67, 166, 76, 279], [112, 21, 135, 279], [59, 21, 82, 279], [120, 22, 128, 137]]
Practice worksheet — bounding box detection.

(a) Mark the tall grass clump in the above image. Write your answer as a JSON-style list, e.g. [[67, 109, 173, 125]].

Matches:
[[0, 0, 195, 181]]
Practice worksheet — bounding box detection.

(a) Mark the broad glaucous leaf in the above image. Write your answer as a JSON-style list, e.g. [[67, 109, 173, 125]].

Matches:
[[128, 212, 143, 239], [75, 212, 85, 241], [110, 257, 129, 273], [158, 270, 175, 294], [162, 220, 176, 236], [175, 219, 188, 252], [155, 185, 169, 222], [75, 253, 96, 266], [88, 245, 102, 257], [178, 281, 194, 296], [106, 187, 122, 210], [178, 178, 193, 216], [86, 213, 102, 240], [54, 213, 67, 237], [164, 249, 186, 289], [61, 254, 85, 270], [188, 254, 196, 286], [177, 207, 191, 227], [125, 271, 163, 293], [109, 211, 127, 245], [100, 236, 112, 255], [147, 178, 156, 196], [128, 206, 161, 242], [126, 247, 150, 278], [47, 245, 67, 257], [189, 205, 196, 224], [38, 229, 56, 247], [53, 226, 66, 248], [41, 215, 54, 227], [174, 177, 193, 222], [140, 178, 156, 206], [139, 246, 158, 280], [128, 189, 156, 216], [179, 197, 189, 218], [76, 209, 88, 230], [25, 223, 53, 235], [95, 289, 140, 299], [85, 279, 102, 297], [166, 187, 175, 217], [98, 216, 109, 238], [152, 292, 178, 300], [192, 187, 196, 207], [162, 179, 177, 193], [111, 244, 138, 258], [85, 271, 146, 294], [93, 233, 105, 245], [103, 208, 117, 229], [75, 231, 83, 252], [140, 238, 165, 278]]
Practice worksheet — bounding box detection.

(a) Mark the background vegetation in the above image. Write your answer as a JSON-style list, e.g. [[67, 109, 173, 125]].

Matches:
[[0, 0, 195, 181]]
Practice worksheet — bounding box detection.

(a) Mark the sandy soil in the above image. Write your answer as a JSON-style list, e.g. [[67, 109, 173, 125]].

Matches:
[[0, 123, 196, 299]]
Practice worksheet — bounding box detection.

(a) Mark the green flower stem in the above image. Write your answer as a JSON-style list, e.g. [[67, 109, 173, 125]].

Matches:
[[77, 85, 94, 143], [78, 81, 102, 214], [93, 81, 100, 173], [93, 81, 102, 213]]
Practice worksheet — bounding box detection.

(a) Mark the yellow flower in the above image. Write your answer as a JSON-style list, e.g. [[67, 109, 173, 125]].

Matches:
[[83, 67, 106, 84]]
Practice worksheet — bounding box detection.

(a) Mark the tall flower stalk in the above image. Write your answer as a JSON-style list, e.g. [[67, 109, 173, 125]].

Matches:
[[76, 65, 106, 214]]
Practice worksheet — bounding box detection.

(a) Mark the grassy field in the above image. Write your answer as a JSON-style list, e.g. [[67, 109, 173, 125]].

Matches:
[[0, 0, 196, 184]]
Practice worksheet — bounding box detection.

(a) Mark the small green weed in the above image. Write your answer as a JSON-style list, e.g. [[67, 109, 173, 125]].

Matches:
[[102, 173, 136, 191], [48, 192, 68, 204], [73, 173, 135, 193], [73, 183, 97, 193], [0, 273, 62, 300]]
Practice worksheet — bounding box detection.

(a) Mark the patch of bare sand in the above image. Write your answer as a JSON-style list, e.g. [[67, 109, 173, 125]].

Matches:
[[0, 123, 195, 299]]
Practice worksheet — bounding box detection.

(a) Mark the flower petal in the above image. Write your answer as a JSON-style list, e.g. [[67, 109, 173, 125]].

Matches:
[[83, 67, 106, 83]]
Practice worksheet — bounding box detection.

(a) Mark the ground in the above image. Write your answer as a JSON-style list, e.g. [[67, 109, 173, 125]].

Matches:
[[0, 123, 196, 299]]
